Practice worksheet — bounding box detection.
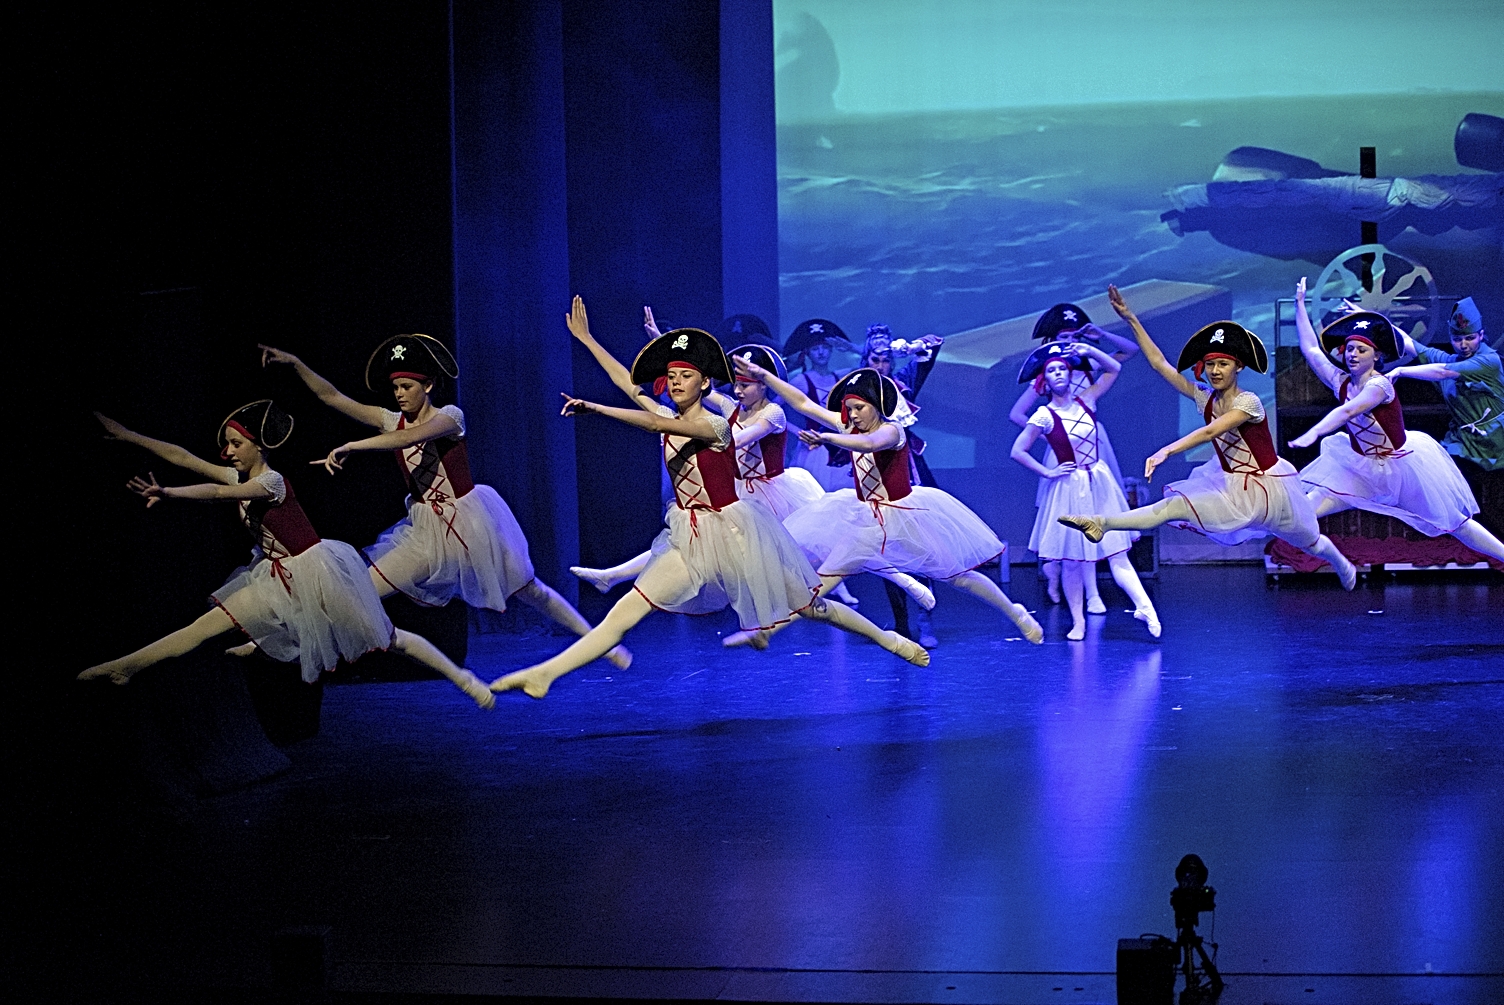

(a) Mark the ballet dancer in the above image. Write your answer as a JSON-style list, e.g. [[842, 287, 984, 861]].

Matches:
[[1058, 287, 1357, 587], [490, 300, 928, 699], [783, 318, 854, 492], [259, 337, 630, 670], [80, 406, 496, 708], [1288, 281, 1503, 562], [1010, 342, 1160, 640], [735, 359, 1044, 645]]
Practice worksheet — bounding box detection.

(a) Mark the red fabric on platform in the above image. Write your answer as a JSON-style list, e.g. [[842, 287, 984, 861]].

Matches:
[[1266, 528, 1503, 572]]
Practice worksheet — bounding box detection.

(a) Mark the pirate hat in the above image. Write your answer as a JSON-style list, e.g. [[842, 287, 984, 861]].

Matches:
[[783, 318, 850, 356], [728, 343, 788, 382], [1320, 311, 1400, 362], [1032, 303, 1090, 341], [1176, 321, 1268, 374], [1017, 341, 1092, 383], [218, 399, 294, 450], [1448, 296, 1484, 336], [365, 334, 460, 392], [716, 313, 775, 348], [826, 367, 902, 420], [630, 328, 734, 386]]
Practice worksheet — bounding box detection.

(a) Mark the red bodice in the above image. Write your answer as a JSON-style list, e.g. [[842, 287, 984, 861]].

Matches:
[[242, 477, 321, 560], [1339, 376, 1407, 456], [394, 415, 475, 505], [853, 436, 913, 502], [730, 406, 787, 480], [1204, 395, 1279, 473], [665, 433, 740, 511]]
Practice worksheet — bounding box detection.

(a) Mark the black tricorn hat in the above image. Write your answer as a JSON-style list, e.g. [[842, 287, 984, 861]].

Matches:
[[728, 343, 788, 382], [1176, 321, 1268, 374], [826, 367, 902, 419], [365, 334, 460, 392], [630, 328, 734, 386], [219, 399, 293, 450], [1320, 311, 1400, 362], [1032, 303, 1091, 341], [716, 313, 775, 348], [783, 318, 852, 356], [1018, 342, 1093, 383]]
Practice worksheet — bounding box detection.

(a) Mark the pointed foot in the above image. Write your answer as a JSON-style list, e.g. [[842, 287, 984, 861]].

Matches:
[[78, 663, 134, 685], [490, 668, 553, 699], [1086, 596, 1107, 615], [1134, 606, 1163, 639], [1334, 555, 1358, 591], [1011, 603, 1044, 644], [885, 631, 930, 667], [458, 670, 496, 709], [1066, 623, 1086, 641], [224, 641, 259, 657], [606, 645, 633, 670], [569, 566, 614, 594], [1058, 515, 1105, 543]]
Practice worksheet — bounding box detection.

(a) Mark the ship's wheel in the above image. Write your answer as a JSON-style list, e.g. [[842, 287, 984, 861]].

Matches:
[[1309, 243, 1442, 344]]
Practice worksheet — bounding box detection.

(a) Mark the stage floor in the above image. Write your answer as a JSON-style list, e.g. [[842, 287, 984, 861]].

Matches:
[[58, 567, 1504, 1003]]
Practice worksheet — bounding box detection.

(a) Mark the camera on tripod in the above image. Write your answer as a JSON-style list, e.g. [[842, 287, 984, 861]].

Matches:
[[1116, 855, 1224, 1005], [1171, 855, 1216, 933]]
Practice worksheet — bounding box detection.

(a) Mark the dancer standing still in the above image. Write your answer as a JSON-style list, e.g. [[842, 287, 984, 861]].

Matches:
[[260, 337, 630, 670], [80, 406, 496, 707], [1287, 282, 1503, 563], [491, 299, 928, 699], [1010, 343, 1160, 640], [1058, 287, 1358, 587]]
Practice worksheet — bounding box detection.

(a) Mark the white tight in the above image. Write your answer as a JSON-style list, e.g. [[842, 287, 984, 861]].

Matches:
[[1100, 498, 1354, 572], [1311, 497, 1504, 563]]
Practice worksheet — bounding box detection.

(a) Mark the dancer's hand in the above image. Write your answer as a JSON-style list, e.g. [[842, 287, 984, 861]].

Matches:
[[565, 296, 594, 345], [95, 412, 134, 441], [1143, 448, 1170, 482], [1108, 285, 1134, 320], [560, 393, 593, 417], [127, 471, 166, 507], [797, 428, 825, 447], [1075, 323, 1112, 342], [732, 354, 769, 381], [311, 444, 351, 475], [1295, 276, 1307, 305], [259, 344, 301, 368], [1289, 430, 1318, 449], [643, 306, 662, 340], [1045, 462, 1077, 478]]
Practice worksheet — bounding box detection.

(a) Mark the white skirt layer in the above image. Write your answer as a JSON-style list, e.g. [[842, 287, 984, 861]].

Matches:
[[740, 467, 825, 522], [366, 484, 535, 611], [784, 486, 1004, 581], [634, 500, 821, 631], [213, 540, 393, 683], [1299, 430, 1477, 536], [1163, 457, 1318, 547], [1030, 461, 1135, 561], [790, 440, 854, 492], [1034, 423, 1125, 504]]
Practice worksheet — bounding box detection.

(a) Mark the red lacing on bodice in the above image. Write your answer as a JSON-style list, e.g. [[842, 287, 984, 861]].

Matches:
[[241, 478, 321, 593], [853, 438, 917, 552], [730, 407, 788, 489], [1043, 397, 1100, 467], [1204, 395, 1279, 475], [665, 431, 740, 535], [394, 416, 474, 552], [1339, 376, 1409, 458]]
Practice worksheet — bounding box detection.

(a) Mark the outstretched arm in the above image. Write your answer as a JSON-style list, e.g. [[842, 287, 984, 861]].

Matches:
[[1292, 277, 1344, 391], [260, 345, 388, 428], [126, 471, 272, 507], [560, 394, 723, 441], [1142, 409, 1250, 482], [1289, 382, 1390, 448], [733, 356, 843, 431], [96, 413, 234, 483], [311, 411, 462, 475], [797, 422, 899, 453], [566, 296, 660, 413], [1109, 285, 1197, 399], [1387, 362, 1463, 382]]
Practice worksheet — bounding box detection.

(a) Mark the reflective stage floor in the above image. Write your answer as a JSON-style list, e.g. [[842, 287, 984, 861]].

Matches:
[[49, 567, 1504, 1003]]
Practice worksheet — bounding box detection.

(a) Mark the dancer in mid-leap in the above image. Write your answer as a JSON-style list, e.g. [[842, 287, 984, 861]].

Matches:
[[80, 405, 496, 708], [1288, 280, 1504, 562], [490, 299, 928, 700], [1059, 287, 1358, 586], [734, 358, 1044, 645], [1010, 342, 1160, 640], [260, 337, 630, 670]]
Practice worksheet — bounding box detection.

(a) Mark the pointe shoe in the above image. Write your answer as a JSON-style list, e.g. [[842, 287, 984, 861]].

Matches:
[[1010, 602, 1045, 644], [490, 668, 552, 699], [1333, 554, 1358, 591], [886, 631, 931, 667], [570, 566, 614, 594], [1066, 623, 1086, 641], [458, 670, 497, 709], [830, 582, 860, 607], [1086, 596, 1107, 615], [606, 645, 633, 670], [1134, 606, 1162, 639], [224, 641, 259, 657], [1058, 515, 1105, 542]]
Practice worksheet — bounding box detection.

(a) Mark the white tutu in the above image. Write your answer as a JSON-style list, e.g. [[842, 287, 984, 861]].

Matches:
[[1163, 457, 1318, 547], [366, 484, 535, 611], [740, 467, 825, 522], [1299, 430, 1478, 536], [634, 500, 821, 631], [1031, 461, 1134, 561], [784, 486, 1004, 580], [213, 540, 393, 683], [790, 440, 852, 492], [1034, 420, 1125, 505]]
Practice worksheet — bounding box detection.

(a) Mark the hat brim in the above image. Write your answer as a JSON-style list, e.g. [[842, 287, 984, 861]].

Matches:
[[365, 334, 460, 392], [630, 328, 733, 386]]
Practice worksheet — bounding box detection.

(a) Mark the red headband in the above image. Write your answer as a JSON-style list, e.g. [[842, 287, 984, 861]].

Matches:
[[220, 419, 258, 457], [390, 371, 431, 382], [1343, 334, 1378, 350], [840, 392, 871, 426], [1193, 352, 1239, 381], [653, 360, 702, 397]]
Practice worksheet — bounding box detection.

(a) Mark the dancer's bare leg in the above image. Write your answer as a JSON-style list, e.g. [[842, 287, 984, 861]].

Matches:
[[492, 590, 654, 699], [1043, 559, 1062, 604], [79, 607, 238, 684], [1062, 561, 1087, 640], [1451, 519, 1504, 563], [389, 629, 494, 709], [513, 578, 632, 670], [1107, 552, 1160, 638], [571, 552, 650, 594], [942, 569, 1044, 644]]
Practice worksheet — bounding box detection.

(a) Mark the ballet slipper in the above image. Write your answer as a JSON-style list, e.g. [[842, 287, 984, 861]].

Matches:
[[77, 663, 135, 685], [722, 629, 770, 650], [457, 669, 496, 709], [1134, 606, 1162, 639], [490, 667, 555, 699], [1086, 596, 1107, 615], [1010, 602, 1044, 644], [1333, 553, 1358, 591], [606, 645, 633, 670], [224, 641, 259, 657], [1058, 515, 1105, 542], [1046, 579, 1061, 604], [1066, 622, 1086, 642], [889, 572, 936, 611], [570, 566, 614, 594], [830, 582, 860, 607], [915, 609, 938, 649], [883, 631, 930, 667]]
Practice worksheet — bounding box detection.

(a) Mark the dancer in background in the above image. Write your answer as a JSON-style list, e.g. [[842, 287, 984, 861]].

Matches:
[[1058, 287, 1358, 587], [737, 359, 1043, 645], [80, 406, 496, 708], [1010, 342, 1160, 640], [1009, 301, 1139, 611], [1288, 281, 1503, 562], [260, 337, 630, 670], [783, 318, 855, 492], [491, 299, 928, 699]]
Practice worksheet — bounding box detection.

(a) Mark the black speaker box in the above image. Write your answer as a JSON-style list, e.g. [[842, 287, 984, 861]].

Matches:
[[1117, 936, 1176, 1005]]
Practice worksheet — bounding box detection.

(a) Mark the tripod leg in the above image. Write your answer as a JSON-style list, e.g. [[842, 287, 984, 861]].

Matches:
[[1194, 941, 1223, 991]]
